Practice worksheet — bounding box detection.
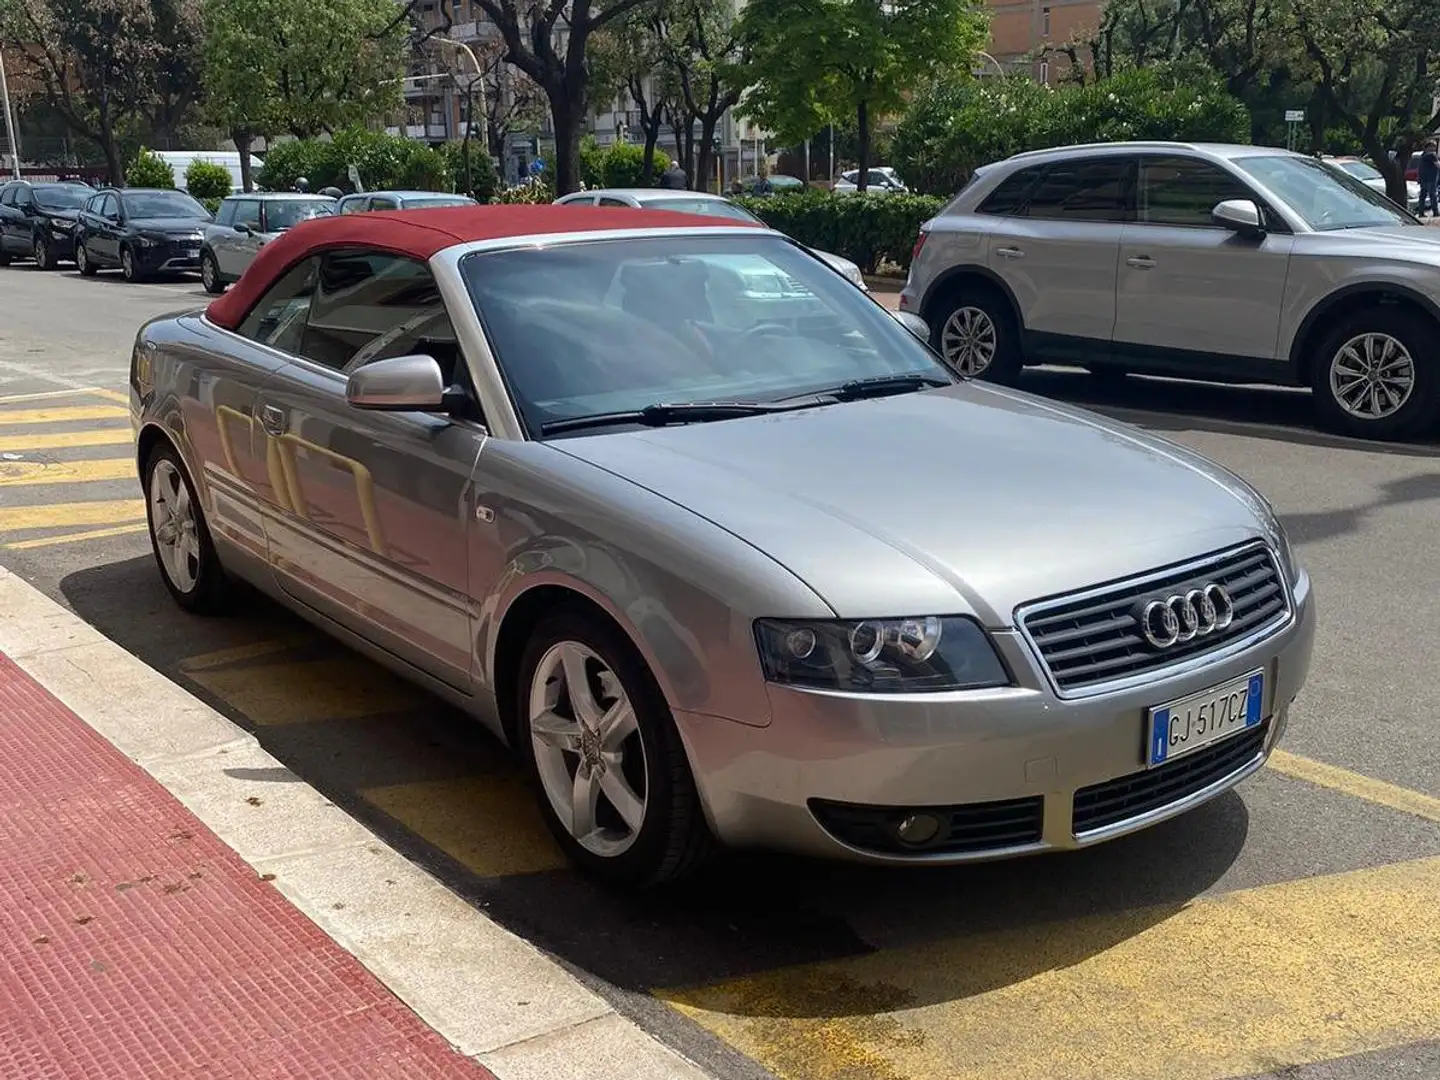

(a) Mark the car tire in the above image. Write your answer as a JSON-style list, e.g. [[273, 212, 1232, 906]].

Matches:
[[1310, 306, 1440, 441], [120, 245, 144, 283], [32, 235, 52, 271], [0, 250, 11, 267], [930, 282, 1023, 384], [143, 442, 230, 614], [200, 251, 225, 294], [75, 241, 97, 277], [516, 610, 714, 888]]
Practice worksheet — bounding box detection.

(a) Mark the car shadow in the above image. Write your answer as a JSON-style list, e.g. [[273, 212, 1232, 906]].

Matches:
[[59, 553, 1250, 1009]]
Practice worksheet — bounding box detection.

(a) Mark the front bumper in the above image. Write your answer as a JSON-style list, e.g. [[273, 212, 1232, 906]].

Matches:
[[137, 240, 204, 273], [41, 228, 77, 259], [675, 569, 1316, 864]]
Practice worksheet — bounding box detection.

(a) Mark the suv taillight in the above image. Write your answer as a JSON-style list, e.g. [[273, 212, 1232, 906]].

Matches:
[[911, 230, 928, 264]]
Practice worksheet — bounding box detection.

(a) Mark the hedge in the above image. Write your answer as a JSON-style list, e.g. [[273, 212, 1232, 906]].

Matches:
[[734, 190, 944, 274], [185, 159, 234, 200], [257, 129, 453, 194], [126, 148, 175, 189]]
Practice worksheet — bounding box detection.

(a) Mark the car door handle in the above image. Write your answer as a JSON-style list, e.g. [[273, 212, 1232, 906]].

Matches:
[[260, 405, 285, 436], [995, 246, 1025, 259], [1126, 255, 1156, 269]]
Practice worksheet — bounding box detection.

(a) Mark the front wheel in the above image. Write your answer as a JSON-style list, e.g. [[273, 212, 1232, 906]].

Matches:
[[75, 240, 98, 277], [1311, 307, 1440, 441], [200, 251, 225, 294], [120, 245, 144, 282], [517, 612, 713, 888], [32, 235, 53, 271], [144, 443, 230, 614], [930, 285, 1023, 384]]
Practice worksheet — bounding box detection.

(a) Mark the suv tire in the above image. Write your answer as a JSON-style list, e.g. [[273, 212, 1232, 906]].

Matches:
[[929, 283, 1023, 384], [1311, 306, 1440, 441]]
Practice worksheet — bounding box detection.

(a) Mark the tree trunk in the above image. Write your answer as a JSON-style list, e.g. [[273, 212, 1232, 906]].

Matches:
[[681, 121, 695, 187], [547, 90, 585, 194], [697, 116, 719, 194], [855, 99, 870, 193], [1367, 136, 1409, 206], [234, 129, 255, 193], [98, 107, 124, 188], [461, 83, 475, 197], [641, 123, 661, 184]]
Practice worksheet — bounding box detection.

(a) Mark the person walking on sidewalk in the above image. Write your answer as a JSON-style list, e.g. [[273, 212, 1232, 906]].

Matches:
[[1417, 141, 1438, 218], [659, 161, 688, 190]]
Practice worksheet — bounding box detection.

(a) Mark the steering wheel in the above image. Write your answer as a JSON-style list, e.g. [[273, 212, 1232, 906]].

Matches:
[[739, 322, 792, 345]]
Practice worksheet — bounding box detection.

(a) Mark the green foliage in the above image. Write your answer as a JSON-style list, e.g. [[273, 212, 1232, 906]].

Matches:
[[494, 179, 556, 204], [200, 196, 223, 215], [734, 190, 944, 274], [126, 147, 177, 188], [443, 142, 500, 201], [599, 141, 672, 187], [184, 159, 234, 199], [256, 130, 454, 193], [893, 68, 1251, 195]]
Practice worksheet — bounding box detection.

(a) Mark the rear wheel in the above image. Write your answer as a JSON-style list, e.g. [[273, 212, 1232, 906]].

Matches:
[[200, 251, 225, 294], [1311, 306, 1440, 440], [143, 443, 230, 614], [930, 283, 1022, 384]]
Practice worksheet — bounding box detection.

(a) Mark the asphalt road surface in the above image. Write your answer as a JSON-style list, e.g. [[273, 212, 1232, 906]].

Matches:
[[3, 263, 1439, 1080]]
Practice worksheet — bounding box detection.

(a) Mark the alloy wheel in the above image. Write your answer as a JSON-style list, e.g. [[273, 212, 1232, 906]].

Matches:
[[941, 305, 999, 376], [33, 237, 48, 270], [75, 245, 88, 274], [1328, 332, 1416, 421], [148, 458, 201, 594], [121, 248, 135, 281], [201, 255, 216, 292], [528, 640, 648, 858]]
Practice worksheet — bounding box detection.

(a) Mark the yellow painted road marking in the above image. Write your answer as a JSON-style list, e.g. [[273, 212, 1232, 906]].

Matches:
[[0, 388, 93, 404], [1270, 749, 1440, 825], [362, 775, 565, 878], [0, 458, 134, 486], [0, 429, 130, 453], [179, 638, 316, 673], [90, 388, 130, 405], [3, 522, 149, 550], [0, 405, 127, 425], [0, 498, 144, 532], [181, 657, 419, 726], [662, 855, 1440, 1080]]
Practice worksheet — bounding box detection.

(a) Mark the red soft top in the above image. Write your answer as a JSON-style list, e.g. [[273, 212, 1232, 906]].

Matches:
[[204, 203, 758, 330]]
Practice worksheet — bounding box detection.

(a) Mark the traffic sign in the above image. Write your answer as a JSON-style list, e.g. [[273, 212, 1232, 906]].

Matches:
[[1285, 109, 1305, 122], [529, 157, 544, 176]]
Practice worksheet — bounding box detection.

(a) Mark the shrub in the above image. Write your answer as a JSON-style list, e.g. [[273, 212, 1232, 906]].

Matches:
[[494, 178, 555, 204], [126, 148, 175, 189], [734, 190, 944, 274], [255, 138, 340, 191], [256, 130, 456, 194], [199, 196, 223, 215], [442, 140, 499, 200], [599, 141, 672, 187], [184, 159, 234, 200]]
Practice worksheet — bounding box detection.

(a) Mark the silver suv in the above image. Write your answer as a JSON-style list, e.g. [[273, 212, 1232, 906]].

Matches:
[[901, 141, 1440, 440]]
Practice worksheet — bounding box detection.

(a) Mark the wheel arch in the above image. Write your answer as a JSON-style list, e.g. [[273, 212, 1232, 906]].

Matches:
[[919, 263, 1025, 333], [1288, 283, 1440, 384]]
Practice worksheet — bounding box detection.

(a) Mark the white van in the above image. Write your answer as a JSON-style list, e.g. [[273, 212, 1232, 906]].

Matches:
[[153, 151, 264, 193]]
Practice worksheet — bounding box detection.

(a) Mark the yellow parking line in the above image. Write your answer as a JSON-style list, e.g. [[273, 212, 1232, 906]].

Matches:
[[3, 522, 149, 550], [0, 388, 92, 404], [181, 657, 419, 726], [1269, 750, 1440, 825], [90, 388, 130, 405], [661, 855, 1440, 1080], [0, 429, 130, 452], [180, 638, 314, 673], [0, 458, 134, 486], [361, 775, 566, 878], [0, 498, 145, 533], [0, 405, 127, 425]]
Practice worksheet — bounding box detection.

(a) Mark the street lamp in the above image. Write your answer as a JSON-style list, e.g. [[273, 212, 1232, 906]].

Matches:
[[434, 35, 490, 198], [0, 49, 21, 179]]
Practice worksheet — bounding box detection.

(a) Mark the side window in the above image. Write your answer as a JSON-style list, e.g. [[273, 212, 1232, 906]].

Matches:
[[977, 166, 1044, 215], [0, 185, 14, 207], [339, 197, 365, 214], [300, 250, 462, 384], [100, 194, 119, 218], [236, 257, 318, 355], [1026, 157, 1134, 222], [1139, 156, 1255, 227], [597, 196, 631, 207], [368, 197, 398, 211], [13, 186, 32, 208], [232, 199, 262, 230], [213, 199, 237, 226]]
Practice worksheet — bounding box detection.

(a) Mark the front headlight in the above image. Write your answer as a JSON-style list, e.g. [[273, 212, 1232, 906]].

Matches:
[[48, 218, 75, 232], [137, 235, 158, 248], [755, 615, 1011, 693]]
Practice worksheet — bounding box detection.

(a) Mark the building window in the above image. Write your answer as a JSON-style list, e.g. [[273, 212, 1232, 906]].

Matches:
[[1042, 6, 1050, 35], [1039, 60, 1049, 85]]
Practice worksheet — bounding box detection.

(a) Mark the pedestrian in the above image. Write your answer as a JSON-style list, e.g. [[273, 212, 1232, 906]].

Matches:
[[1419, 142, 1439, 218], [659, 161, 687, 190], [293, 176, 311, 193]]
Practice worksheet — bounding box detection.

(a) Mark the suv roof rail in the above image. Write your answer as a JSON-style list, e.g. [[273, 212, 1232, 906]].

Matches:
[[1005, 141, 1204, 162]]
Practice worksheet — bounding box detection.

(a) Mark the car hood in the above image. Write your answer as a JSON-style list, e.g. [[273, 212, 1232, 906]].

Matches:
[[552, 385, 1268, 623], [37, 207, 80, 221], [129, 217, 210, 234]]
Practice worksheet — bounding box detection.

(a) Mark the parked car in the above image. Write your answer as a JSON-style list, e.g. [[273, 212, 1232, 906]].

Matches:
[[554, 187, 868, 289], [73, 188, 214, 282], [833, 167, 909, 194], [735, 173, 805, 196], [1318, 156, 1419, 210], [904, 140, 1440, 440], [199, 192, 335, 294], [131, 203, 1313, 887], [336, 190, 478, 214], [0, 179, 90, 269]]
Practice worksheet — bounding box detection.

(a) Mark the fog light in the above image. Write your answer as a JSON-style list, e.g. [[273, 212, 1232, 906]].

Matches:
[[895, 812, 942, 846]]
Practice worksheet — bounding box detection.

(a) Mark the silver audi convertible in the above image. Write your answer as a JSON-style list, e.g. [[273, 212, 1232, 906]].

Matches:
[[129, 205, 1316, 887]]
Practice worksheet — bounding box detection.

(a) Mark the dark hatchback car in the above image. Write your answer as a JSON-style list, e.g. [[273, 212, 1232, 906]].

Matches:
[[74, 188, 214, 282], [0, 180, 91, 270]]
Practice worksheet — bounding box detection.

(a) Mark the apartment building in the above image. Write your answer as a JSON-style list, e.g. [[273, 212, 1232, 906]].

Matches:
[[984, 0, 1104, 85]]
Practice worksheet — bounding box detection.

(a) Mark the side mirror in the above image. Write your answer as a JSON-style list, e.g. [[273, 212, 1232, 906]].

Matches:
[[234, 222, 252, 235], [346, 354, 450, 411], [890, 309, 932, 344], [1212, 198, 1264, 237]]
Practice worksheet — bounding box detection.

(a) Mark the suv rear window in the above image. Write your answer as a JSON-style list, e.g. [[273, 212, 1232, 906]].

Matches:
[[977, 167, 1042, 215], [1026, 158, 1134, 222]]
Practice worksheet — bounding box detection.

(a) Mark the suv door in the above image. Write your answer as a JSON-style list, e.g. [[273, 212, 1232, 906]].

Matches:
[[252, 248, 485, 691], [1114, 154, 1293, 366], [7, 184, 36, 254], [981, 155, 1134, 357], [0, 185, 17, 254], [215, 198, 262, 277], [92, 193, 123, 264]]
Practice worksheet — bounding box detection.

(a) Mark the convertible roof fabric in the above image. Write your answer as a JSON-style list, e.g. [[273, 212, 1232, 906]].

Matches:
[[204, 204, 757, 330]]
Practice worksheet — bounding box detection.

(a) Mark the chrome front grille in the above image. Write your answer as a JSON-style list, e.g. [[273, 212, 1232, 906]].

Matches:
[[1019, 543, 1288, 694]]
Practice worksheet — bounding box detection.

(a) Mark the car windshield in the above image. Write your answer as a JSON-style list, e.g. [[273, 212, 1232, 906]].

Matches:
[[1236, 154, 1416, 230], [1338, 161, 1382, 181], [122, 191, 209, 219], [461, 235, 952, 437], [34, 185, 89, 210], [267, 199, 334, 230], [643, 197, 760, 223]]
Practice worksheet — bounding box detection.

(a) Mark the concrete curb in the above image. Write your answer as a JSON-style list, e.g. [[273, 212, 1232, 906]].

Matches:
[[0, 563, 713, 1080]]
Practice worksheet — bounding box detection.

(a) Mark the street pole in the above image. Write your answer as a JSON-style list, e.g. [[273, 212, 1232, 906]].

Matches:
[[0, 49, 21, 180]]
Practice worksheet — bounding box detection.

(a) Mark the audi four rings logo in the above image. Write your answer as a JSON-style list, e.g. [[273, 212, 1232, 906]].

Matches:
[[1138, 584, 1235, 649]]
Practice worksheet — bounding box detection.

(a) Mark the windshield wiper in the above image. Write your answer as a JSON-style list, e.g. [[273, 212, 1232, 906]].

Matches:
[[540, 399, 831, 435], [832, 373, 954, 400]]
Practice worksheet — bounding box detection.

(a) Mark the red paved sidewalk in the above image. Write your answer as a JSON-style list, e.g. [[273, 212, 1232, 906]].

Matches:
[[0, 652, 495, 1080]]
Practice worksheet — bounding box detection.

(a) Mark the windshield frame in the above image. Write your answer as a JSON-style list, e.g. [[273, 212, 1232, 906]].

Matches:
[[1235, 153, 1419, 231], [121, 190, 211, 220], [451, 230, 955, 440]]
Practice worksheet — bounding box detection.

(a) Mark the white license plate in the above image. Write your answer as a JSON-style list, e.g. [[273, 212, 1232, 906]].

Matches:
[[1146, 670, 1263, 768], [185, 248, 200, 258]]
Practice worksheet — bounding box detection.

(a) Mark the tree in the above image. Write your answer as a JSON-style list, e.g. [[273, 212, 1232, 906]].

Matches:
[[143, 0, 204, 148], [470, 0, 660, 194], [736, 0, 988, 190], [658, 0, 745, 191], [588, 4, 675, 184], [0, 0, 188, 182]]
